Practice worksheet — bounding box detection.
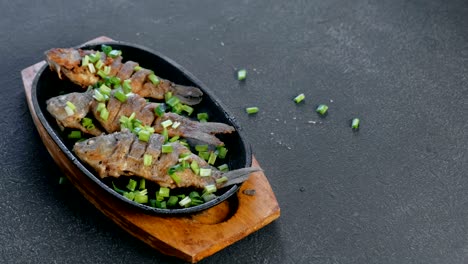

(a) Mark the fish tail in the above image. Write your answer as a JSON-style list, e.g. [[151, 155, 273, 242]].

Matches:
[[172, 84, 203, 105], [219, 167, 262, 187]]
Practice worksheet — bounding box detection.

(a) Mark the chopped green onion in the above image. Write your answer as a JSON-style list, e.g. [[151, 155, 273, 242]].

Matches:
[[67, 130, 81, 139], [162, 144, 173, 153], [108, 49, 122, 58], [351, 118, 360, 129], [170, 173, 181, 185], [208, 151, 217, 165], [172, 121, 181, 129], [204, 184, 217, 194], [122, 79, 132, 94], [189, 191, 201, 200], [93, 89, 106, 102], [237, 69, 247, 81], [199, 168, 212, 177], [64, 106, 74, 116], [167, 196, 178, 207], [165, 92, 172, 101], [182, 105, 194, 115], [100, 107, 109, 121], [179, 196, 192, 207], [293, 93, 305, 103], [143, 154, 153, 167], [190, 160, 200, 175], [109, 76, 121, 86], [138, 130, 151, 142], [158, 187, 170, 198], [216, 176, 228, 184], [166, 96, 180, 107], [96, 102, 106, 112], [149, 199, 157, 207], [87, 63, 96, 74], [161, 119, 173, 128], [148, 74, 160, 85], [202, 193, 217, 202], [195, 145, 208, 152], [99, 84, 111, 95], [82, 117, 93, 126], [134, 193, 148, 204], [134, 65, 142, 71], [217, 164, 229, 172], [154, 104, 166, 117], [65, 101, 76, 111], [246, 107, 259, 114], [162, 127, 169, 142], [169, 135, 180, 142], [217, 147, 228, 159], [197, 112, 209, 121], [139, 179, 146, 190], [81, 55, 90, 67], [158, 201, 167, 209], [316, 104, 329, 115], [126, 179, 137, 191], [156, 194, 165, 201], [168, 164, 183, 175], [89, 51, 101, 63], [171, 103, 183, 114], [114, 89, 127, 102], [101, 44, 112, 55], [198, 151, 210, 161], [179, 139, 189, 147], [123, 192, 135, 201], [95, 60, 104, 70], [103, 65, 111, 75]]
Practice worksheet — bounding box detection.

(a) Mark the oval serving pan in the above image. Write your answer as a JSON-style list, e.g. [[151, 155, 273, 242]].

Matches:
[[32, 41, 252, 214]]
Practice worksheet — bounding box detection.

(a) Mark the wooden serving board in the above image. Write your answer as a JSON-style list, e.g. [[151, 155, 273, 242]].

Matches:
[[22, 36, 280, 263]]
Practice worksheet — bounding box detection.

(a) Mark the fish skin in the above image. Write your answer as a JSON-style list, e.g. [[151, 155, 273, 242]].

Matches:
[[46, 90, 103, 136], [73, 130, 260, 189], [45, 47, 203, 105]]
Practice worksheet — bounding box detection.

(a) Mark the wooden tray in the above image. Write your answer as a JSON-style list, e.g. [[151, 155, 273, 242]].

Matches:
[[21, 36, 280, 263]]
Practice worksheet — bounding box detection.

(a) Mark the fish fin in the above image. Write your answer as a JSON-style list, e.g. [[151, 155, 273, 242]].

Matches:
[[172, 84, 203, 105], [197, 122, 235, 134], [219, 167, 262, 188]]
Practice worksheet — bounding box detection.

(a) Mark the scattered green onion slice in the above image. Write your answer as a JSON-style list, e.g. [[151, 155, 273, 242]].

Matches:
[[351, 118, 360, 129], [97, 70, 106, 80], [202, 193, 217, 202], [95, 60, 104, 70], [204, 184, 217, 194], [182, 105, 194, 115], [93, 89, 106, 102], [159, 187, 170, 198], [316, 104, 329, 115], [217, 164, 229, 172], [134, 193, 148, 204], [199, 168, 212, 177], [101, 45, 112, 55], [122, 79, 132, 94], [114, 89, 127, 103], [143, 154, 153, 167], [96, 102, 106, 112], [134, 65, 142, 71], [195, 145, 208, 152], [198, 151, 210, 161], [138, 130, 151, 142], [166, 96, 180, 107], [148, 74, 160, 85], [89, 51, 101, 63], [170, 173, 181, 185], [68, 130, 81, 139], [167, 196, 179, 207], [65, 101, 76, 111], [161, 119, 173, 128], [103, 65, 111, 75], [123, 192, 135, 201], [87, 63, 96, 74], [108, 49, 122, 58], [126, 179, 137, 191], [99, 84, 111, 95], [217, 146, 228, 159], [100, 107, 109, 121], [154, 103, 166, 117], [64, 106, 74, 116], [216, 176, 228, 184], [197, 112, 209, 121], [237, 69, 247, 80], [172, 121, 181, 129], [179, 196, 192, 207], [164, 92, 172, 102], [81, 55, 90, 67], [112, 182, 126, 194], [208, 151, 217, 165], [162, 127, 168, 142], [294, 93, 305, 103], [190, 160, 200, 175], [246, 107, 259, 114], [139, 179, 146, 190], [162, 144, 173, 153]]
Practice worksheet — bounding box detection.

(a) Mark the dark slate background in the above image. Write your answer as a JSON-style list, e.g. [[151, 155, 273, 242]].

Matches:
[[1, 0, 467, 263]]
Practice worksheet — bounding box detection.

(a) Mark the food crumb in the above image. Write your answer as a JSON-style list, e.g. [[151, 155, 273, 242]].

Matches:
[[243, 189, 256, 196], [308, 120, 317, 124], [220, 41, 225, 46]]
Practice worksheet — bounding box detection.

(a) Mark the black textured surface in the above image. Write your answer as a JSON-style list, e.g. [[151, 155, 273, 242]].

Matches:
[[1, 0, 467, 263]]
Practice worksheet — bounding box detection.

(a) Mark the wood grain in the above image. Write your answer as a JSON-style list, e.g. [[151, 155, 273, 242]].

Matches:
[[22, 36, 280, 263]]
